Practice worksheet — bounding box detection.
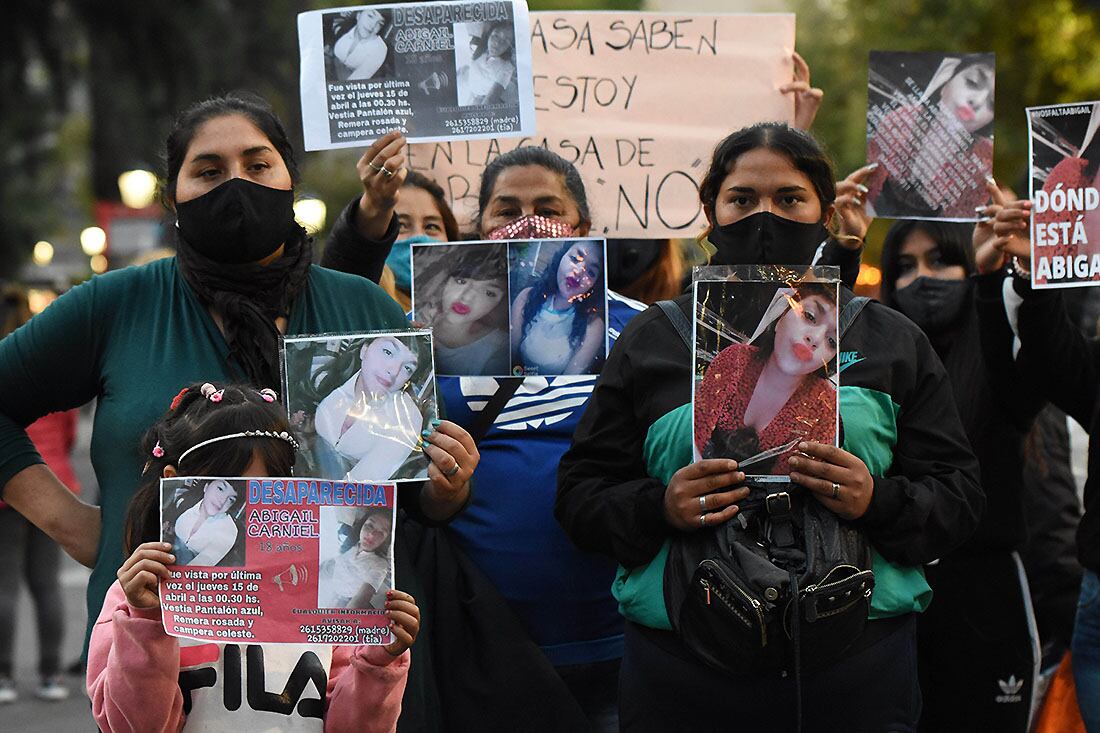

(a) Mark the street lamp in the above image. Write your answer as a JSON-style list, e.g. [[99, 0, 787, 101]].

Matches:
[[117, 169, 158, 209], [32, 240, 54, 266], [80, 226, 107, 256], [294, 197, 327, 234]]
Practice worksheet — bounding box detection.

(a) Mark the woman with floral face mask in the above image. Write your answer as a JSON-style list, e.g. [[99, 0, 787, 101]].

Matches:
[[0, 92, 477, 733]]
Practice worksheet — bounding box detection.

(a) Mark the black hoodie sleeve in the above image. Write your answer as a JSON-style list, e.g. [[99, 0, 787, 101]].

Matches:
[[973, 272, 1044, 430], [852, 308, 985, 565], [319, 197, 399, 283], [1001, 275, 1100, 429], [556, 306, 688, 568]]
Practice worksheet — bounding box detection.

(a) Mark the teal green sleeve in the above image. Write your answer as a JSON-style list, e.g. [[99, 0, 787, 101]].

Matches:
[[0, 276, 107, 493]]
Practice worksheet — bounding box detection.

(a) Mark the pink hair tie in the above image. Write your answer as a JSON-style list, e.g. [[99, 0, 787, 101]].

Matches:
[[152, 441, 165, 458], [259, 388, 278, 403], [200, 383, 224, 403]]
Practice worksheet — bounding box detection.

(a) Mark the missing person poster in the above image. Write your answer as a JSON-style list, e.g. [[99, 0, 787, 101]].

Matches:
[[159, 477, 396, 645], [1027, 101, 1100, 288], [409, 238, 608, 376], [298, 0, 536, 149], [282, 331, 438, 482], [407, 11, 795, 237], [692, 267, 839, 482], [865, 51, 995, 221]]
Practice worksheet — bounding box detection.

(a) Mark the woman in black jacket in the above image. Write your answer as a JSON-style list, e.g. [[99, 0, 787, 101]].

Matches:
[[880, 218, 1041, 732], [555, 123, 984, 732]]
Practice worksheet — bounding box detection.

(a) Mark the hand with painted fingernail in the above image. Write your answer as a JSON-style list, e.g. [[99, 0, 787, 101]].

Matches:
[[420, 419, 479, 521], [832, 163, 879, 247], [382, 589, 420, 656]]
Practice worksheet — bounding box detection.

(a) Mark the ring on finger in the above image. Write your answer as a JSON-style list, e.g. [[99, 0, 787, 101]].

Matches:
[[381, 165, 395, 178], [831, 482, 841, 500], [444, 461, 460, 478], [700, 512, 708, 528], [367, 160, 385, 173], [699, 495, 707, 511]]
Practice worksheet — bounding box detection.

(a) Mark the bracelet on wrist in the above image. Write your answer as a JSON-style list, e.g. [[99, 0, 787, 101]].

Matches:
[[1008, 256, 1031, 279]]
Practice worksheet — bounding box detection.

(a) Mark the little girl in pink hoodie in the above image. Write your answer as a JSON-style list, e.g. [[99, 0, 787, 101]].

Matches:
[[87, 383, 419, 733]]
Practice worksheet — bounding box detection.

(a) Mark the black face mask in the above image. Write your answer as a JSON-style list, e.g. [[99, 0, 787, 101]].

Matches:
[[607, 239, 663, 290], [893, 276, 972, 335], [175, 178, 297, 264], [707, 211, 828, 267]]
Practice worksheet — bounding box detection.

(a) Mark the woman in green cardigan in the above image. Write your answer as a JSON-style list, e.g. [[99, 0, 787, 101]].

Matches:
[[0, 92, 476, 730]]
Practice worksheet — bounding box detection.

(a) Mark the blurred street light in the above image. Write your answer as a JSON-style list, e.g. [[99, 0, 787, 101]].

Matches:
[[118, 169, 158, 209], [80, 226, 107, 256], [90, 254, 109, 274], [857, 263, 882, 287], [294, 197, 327, 234], [32, 240, 54, 266]]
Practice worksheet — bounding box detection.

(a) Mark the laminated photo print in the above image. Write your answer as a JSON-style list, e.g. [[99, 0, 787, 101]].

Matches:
[[298, 0, 536, 149], [507, 238, 608, 377], [692, 269, 840, 483], [1026, 101, 1100, 288], [282, 331, 438, 482], [410, 241, 511, 376], [159, 476, 397, 645], [866, 50, 995, 221]]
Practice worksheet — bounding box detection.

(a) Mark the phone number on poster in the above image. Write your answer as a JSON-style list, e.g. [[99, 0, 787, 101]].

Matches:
[[299, 624, 383, 644], [444, 118, 514, 135]]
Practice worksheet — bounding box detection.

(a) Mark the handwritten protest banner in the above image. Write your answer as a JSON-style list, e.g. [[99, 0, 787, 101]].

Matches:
[[1027, 101, 1100, 288], [408, 12, 795, 238], [160, 477, 397, 645]]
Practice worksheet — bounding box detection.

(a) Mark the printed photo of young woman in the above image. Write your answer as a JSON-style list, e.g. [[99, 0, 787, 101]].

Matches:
[[283, 332, 438, 483], [508, 239, 608, 377], [693, 279, 840, 476]]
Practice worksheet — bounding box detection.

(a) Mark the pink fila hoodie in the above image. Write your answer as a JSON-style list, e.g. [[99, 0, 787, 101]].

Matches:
[[87, 581, 408, 733]]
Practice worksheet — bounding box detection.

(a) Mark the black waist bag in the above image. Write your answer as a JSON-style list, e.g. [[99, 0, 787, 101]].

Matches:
[[654, 295, 874, 677], [664, 488, 874, 676]]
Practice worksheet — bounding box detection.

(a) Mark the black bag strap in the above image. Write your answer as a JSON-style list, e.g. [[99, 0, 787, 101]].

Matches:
[[469, 377, 524, 445], [840, 295, 870, 339], [656, 299, 692, 352]]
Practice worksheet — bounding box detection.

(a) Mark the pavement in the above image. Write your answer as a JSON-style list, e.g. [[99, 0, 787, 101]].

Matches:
[[0, 404, 100, 732]]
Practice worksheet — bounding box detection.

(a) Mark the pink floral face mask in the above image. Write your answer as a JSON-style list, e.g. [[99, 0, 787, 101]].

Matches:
[[487, 214, 575, 240]]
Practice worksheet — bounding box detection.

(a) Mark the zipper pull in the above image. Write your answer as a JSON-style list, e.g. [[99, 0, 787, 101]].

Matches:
[[702, 579, 712, 605]]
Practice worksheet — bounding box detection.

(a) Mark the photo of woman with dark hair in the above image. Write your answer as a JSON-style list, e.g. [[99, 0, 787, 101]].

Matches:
[[330, 9, 391, 81], [318, 507, 394, 610], [510, 239, 606, 376], [411, 242, 510, 376], [162, 478, 245, 567], [693, 282, 839, 475], [455, 21, 517, 106], [287, 332, 437, 483], [866, 52, 995, 219]]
